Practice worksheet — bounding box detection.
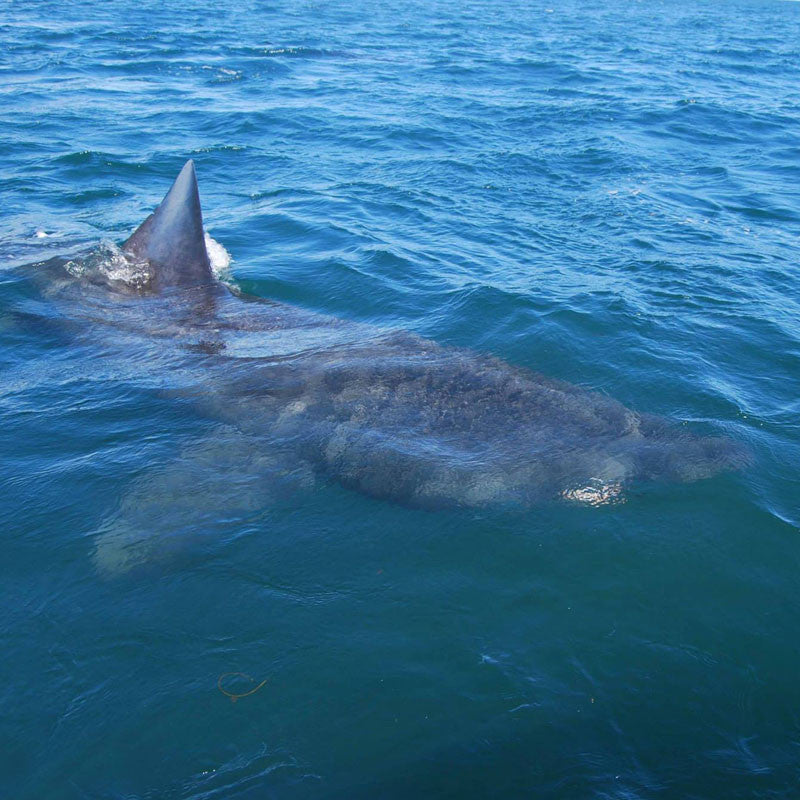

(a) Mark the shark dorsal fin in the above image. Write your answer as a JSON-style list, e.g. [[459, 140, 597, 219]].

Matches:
[[123, 160, 214, 290]]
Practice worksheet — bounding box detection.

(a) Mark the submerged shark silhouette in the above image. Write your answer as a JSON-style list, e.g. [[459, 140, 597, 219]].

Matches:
[[34, 161, 746, 572]]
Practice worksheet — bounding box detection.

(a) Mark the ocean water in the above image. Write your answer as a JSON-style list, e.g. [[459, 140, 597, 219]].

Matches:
[[1, 0, 799, 796]]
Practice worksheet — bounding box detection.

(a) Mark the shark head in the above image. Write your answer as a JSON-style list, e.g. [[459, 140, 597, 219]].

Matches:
[[123, 160, 214, 291]]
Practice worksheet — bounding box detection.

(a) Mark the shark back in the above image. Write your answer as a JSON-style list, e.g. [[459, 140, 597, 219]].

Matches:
[[123, 160, 214, 290]]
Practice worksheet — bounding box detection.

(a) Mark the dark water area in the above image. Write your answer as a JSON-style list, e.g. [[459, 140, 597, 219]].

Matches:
[[1, 0, 799, 797]]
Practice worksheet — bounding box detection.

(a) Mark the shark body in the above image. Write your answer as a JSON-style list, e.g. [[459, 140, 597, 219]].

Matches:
[[21, 161, 745, 572]]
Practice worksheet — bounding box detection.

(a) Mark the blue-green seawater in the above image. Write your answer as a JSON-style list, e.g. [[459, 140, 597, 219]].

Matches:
[[1, 0, 799, 796]]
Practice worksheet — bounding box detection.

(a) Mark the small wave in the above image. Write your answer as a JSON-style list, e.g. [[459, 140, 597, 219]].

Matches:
[[53, 150, 107, 166], [192, 144, 247, 155], [52, 150, 132, 168], [257, 46, 352, 59]]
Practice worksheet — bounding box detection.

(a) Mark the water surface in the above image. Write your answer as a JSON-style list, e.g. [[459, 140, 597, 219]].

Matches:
[[1, 0, 799, 797]]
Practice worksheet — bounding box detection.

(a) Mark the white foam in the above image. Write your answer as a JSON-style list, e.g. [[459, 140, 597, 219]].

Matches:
[[561, 481, 625, 506], [205, 232, 232, 279], [64, 240, 153, 289]]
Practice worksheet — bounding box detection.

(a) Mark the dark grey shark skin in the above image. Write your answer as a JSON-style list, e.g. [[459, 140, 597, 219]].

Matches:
[[29, 161, 746, 572], [123, 160, 214, 291]]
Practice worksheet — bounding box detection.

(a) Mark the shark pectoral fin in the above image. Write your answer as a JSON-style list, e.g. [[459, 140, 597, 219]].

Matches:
[[91, 427, 314, 576], [123, 160, 214, 290]]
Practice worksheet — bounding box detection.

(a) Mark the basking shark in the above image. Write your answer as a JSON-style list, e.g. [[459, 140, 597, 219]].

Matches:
[[23, 161, 746, 572]]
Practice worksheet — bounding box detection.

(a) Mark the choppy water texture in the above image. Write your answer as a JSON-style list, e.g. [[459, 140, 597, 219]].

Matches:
[[2, 0, 799, 797]]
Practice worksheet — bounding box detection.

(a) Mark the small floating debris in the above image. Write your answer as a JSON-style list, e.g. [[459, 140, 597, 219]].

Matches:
[[217, 672, 268, 703]]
